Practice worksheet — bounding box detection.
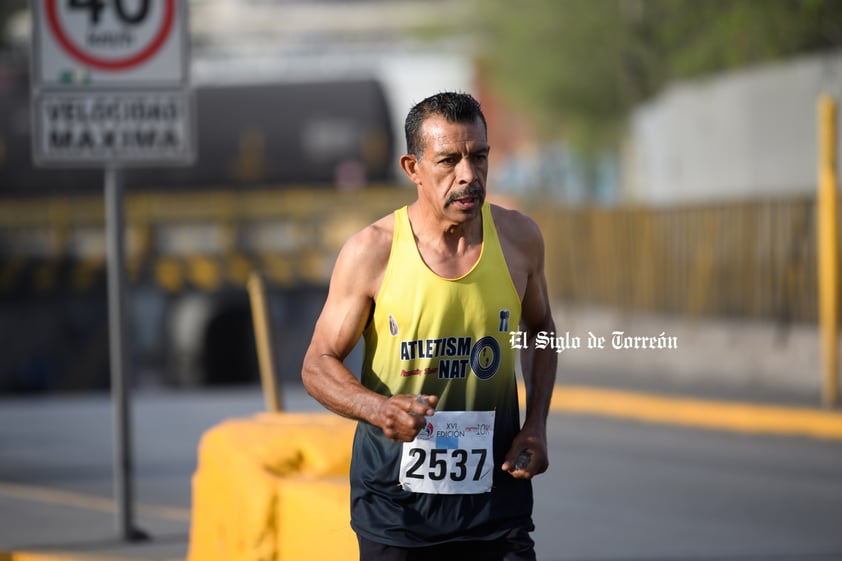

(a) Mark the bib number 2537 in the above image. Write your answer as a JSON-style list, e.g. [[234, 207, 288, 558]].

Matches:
[[404, 447, 487, 482], [399, 410, 494, 495]]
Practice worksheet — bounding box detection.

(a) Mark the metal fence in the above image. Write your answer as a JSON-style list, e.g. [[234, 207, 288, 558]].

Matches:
[[529, 197, 818, 324]]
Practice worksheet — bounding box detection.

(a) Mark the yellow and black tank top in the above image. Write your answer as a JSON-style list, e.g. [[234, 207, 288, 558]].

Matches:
[[350, 203, 534, 546]]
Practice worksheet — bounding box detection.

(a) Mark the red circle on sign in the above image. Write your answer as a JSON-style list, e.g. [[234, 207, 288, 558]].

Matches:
[[46, 0, 176, 72]]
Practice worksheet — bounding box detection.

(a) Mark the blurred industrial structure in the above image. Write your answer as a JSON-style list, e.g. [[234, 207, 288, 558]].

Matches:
[[0, 0, 834, 393]]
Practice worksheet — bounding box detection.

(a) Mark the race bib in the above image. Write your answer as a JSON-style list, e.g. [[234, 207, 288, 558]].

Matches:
[[399, 410, 495, 495]]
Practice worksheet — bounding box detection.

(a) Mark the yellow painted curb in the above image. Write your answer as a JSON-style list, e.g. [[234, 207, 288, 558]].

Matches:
[[542, 385, 842, 441], [0, 553, 156, 561]]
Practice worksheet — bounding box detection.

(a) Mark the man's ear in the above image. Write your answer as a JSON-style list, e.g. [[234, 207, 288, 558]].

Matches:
[[399, 153, 419, 183]]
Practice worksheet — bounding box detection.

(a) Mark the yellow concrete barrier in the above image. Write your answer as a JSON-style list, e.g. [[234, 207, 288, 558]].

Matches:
[[188, 413, 358, 561]]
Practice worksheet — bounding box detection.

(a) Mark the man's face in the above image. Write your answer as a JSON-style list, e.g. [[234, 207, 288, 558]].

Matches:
[[409, 115, 489, 224]]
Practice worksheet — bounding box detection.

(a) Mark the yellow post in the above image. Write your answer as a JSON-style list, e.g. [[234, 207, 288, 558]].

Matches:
[[818, 94, 839, 408], [248, 272, 283, 412]]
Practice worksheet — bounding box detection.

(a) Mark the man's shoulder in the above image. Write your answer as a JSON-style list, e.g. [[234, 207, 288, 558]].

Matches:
[[489, 202, 543, 246], [348, 211, 395, 251], [336, 210, 397, 273]]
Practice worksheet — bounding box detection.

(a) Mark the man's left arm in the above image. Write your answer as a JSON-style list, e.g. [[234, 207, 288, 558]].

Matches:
[[502, 217, 557, 479]]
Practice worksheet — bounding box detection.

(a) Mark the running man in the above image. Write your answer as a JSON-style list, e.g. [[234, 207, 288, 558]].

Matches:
[[302, 91, 557, 561]]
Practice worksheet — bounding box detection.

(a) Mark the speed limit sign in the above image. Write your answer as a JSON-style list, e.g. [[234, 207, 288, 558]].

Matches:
[[28, 0, 195, 542], [30, 0, 194, 165], [33, 0, 188, 86]]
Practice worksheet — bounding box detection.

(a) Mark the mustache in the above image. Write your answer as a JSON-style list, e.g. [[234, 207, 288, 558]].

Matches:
[[445, 185, 484, 206]]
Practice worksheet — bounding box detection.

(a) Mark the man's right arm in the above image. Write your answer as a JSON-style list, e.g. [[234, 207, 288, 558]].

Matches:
[[301, 223, 436, 441]]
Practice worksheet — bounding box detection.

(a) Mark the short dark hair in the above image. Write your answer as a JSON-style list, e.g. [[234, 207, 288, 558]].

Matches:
[[404, 92, 487, 157]]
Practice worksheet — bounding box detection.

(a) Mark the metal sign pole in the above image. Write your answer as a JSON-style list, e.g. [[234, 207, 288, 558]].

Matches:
[[30, 0, 191, 542], [104, 165, 142, 540]]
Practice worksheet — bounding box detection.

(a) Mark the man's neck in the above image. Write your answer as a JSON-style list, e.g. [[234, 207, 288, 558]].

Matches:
[[408, 203, 483, 256]]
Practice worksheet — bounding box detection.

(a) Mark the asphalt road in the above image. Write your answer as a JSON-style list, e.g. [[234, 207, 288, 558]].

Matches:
[[535, 413, 842, 561], [0, 384, 841, 561]]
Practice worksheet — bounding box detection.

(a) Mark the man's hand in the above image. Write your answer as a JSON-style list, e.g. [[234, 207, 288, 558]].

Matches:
[[501, 429, 548, 479], [375, 394, 438, 442]]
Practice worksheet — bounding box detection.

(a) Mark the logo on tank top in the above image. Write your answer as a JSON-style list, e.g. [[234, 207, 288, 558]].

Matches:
[[388, 314, 399, 336], [469, 336, 501, 380], [398, 335, 502, 380], [498, 309, 510, 332]]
